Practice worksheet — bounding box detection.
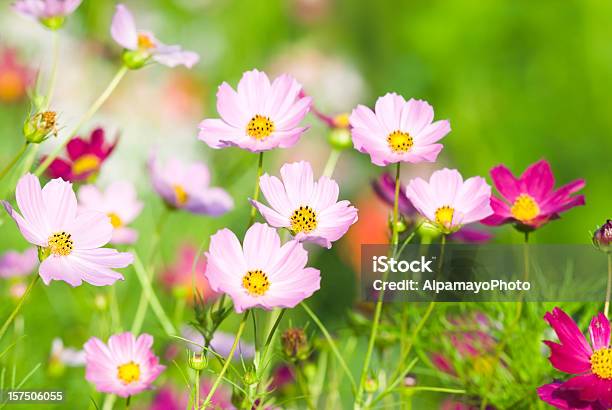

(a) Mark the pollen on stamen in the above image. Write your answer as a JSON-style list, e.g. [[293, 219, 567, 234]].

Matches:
[[48, 231, 74, 256], [242, 269, 270, 296], [510, 193, 540, 222], [387, 130, 413, 153], [290, 205, 317, 234], [435, 205, 454, 228], [247, 114, 275, 140], [591, 348, 612, 380]]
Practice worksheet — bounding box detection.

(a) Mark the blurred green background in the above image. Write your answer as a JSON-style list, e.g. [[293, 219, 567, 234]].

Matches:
[[0, 0, 611, 408]]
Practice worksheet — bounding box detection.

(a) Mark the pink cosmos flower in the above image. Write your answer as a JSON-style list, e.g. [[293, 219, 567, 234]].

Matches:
[[482, 160, 585, 230], [2, 174, 133, 286], [50, 338, 85, 367], [148, 156, 233, 216], [160, 245, 217, 303], [78, 181, 143, 245], [538, 381, 606, 410], [198, 69, 312, 152], [349, 93, 451, 166], [405, 168, 493, 234], [111, 4, 199, 68], [250, 161, 358, 248], [45, 128, 117, 182], [0, 47, 35, 103], [84, 332, 165, 398], [539, 307, 612, 408], [13, 0, 82, 25], [150, 382, 234, 410], [0, 247, 38, 278], [205, 223, 321, 313]]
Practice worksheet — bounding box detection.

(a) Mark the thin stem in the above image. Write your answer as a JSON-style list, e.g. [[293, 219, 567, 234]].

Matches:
[[256, 309, 286, 395], [131, 251, 176, 336], [203, 311, 250, 407], [356, 163, 401, 408], [125, 395, 131, 410], [0, 275, 39, 341], [322, 148, 341, 178], [35, 65, 128, 176], [0, 144, 28, 182], [44, 30, 60, 109], [194, 368, 201, 410], [301, 302, 356, 392], [248, 152, 264, 227], [296, 364, 316, 410], [605, 253, 612, 318]]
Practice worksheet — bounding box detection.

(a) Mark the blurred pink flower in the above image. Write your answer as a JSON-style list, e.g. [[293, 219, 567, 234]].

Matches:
[[2, 174, 133, 286], [205, 223, 320, 313], [13, 0, 82, 24], [538, 381, 606, 410], [181, 326, 255, 360], [540, 307, 612, 408], [405, 169, 493, 234], [482, 160, 585, 230], [198, 69, 311, 152], [84, 332, 164, 398], [0, 247, 38, 278], [251, 161, 358, 248], [50, 338, 85, 367], [111, 4, 199, 68], [0, 47, 35, 103], [78, 181, 143, 245], [160, 245, 217, 303], [150, 382, 234, 410], [45, 128, 118, 183], [349, 93, 450, 166], [148, 156, 233, 216]]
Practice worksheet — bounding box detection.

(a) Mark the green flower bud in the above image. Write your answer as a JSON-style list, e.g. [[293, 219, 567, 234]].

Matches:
[[121, 50, 150, 70], [328, 128, 352, 150], [188, 351, 207, 371], [40, 16, 65, 30], [243, 370, 258, 386], [281, 328, 310, 362], [364, 376, 378, 393], [24, 110, 58, 144]]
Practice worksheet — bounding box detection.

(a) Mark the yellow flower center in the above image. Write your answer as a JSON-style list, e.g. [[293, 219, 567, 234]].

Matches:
[[173, 184, 188, 206], [290, 206, 318, 234], [117, 361, 140, 384], [435, 206, 455, 228], [247, 114, 275, 140], [242, 269, 270, 296], [137, 33, 155, 50], [40, 110, 57, 130], [333, 113, 350, 128], [71, 154, 101, 176], [108, 212, 123, 228], [591, 348, 612, 379], [387, 130, 413, 153], [0, 71, 24, 102], [48, 232, 73, 256], [510, 193, 540, 222]]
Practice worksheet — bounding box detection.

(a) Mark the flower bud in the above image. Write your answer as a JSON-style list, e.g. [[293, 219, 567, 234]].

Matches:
[[328, 128, 352, 150], [593, 220, 612, 253], [243, 370, 258, 386], [188, 351, 207, 371], [121, 50, 149, 70], [388, 215, 408, 235], [40, 16, 65, 30], [24, 110, 58, 144], [364, 376, 378, 393], [281, 328, 310, 362]]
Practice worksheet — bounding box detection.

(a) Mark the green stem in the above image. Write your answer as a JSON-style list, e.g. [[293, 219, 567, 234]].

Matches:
[[301, 302, 356, 392], [125, 395, 130, 410], [255, 309, 286, 395], [0, 275, 39, 341], [296, 364, 316, 410], [605, 253, 612, 318], [194, 368, 201, 409], [130, 251, 176, 336], [322, 148, 341, 178], [35, 65, 128, 176], [44, 30, 60, 109], [248, 152, 264, 227], [356, 163, 401, 408], [203, 311, 249, 407], [0, 144, 28, 182]]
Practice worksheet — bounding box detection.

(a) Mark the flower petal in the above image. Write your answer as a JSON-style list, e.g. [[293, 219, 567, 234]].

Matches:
[[111, 4, 138, 50], [589, 312, 611, 351]]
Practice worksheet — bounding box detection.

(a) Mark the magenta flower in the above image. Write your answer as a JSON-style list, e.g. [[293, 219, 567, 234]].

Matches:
[[349, 93, 450, 166], [250, 161, 358, 248], [538, 381, 606, 410], [0, 248, 38, 278], [111, 4, 199, 69], [2, 174, 133, 286], [45, 128, 117, 183], [13, 0, 82, 29], [148, 156, 233, 216], [78, 181, 143, 245], [84, 332, 165, 398], [405, 168, 493, 234], [482, 160, 585, 230], [205, 223, 321, 313], [151, 382, 234, 410], [198, 69, 312, 152], [540, 307, 612, 408]]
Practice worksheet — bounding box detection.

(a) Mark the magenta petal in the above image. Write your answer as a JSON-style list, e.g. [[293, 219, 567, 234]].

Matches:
[[538, 381, 606, 410], [519, 159, 555, 201], [544, 307, 593, 365], [589, 313, 611, 351], [563, 374, 612, 406], [490, 164, 520, 201], [46, 158, 73, 180], [544, 340, 592, 374], [66, 137, 89, 161]]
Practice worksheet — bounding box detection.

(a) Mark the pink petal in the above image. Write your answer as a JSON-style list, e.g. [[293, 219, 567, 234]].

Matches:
[[111, 4, 138, 50], [197, 118, 242, 149], [152, 48, 199, 68], [39, 255, 82, 286], [66, 137, 89, 161], [416, 120, 451, 145], [2, 201, 46, 246], [374, 93, 404, 133], [258, 173, 292, 216], [186, 188, 234, 216], [311, 177, 340, 211], [274, 95, 311, 130], [279, 161, 315, 207], [243, 223, 280, 269], [544, 340, 592, 374], [68, 210, 113, 249], [110, 227, 138, 244], [589, 313, 611, 350], [15, 173, 50, 238], [401, 98, 434, 135], [544, 307, 593, 364], [250, 199, 290, 228], [205, 228, 247, 292], [216, 82, 249, 128], [519, 159, 555, 201], [42, 178, 77, 232], [236, 69, 271, 114], [266, 73, 303, 119], [490, 164, 520, 201]]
